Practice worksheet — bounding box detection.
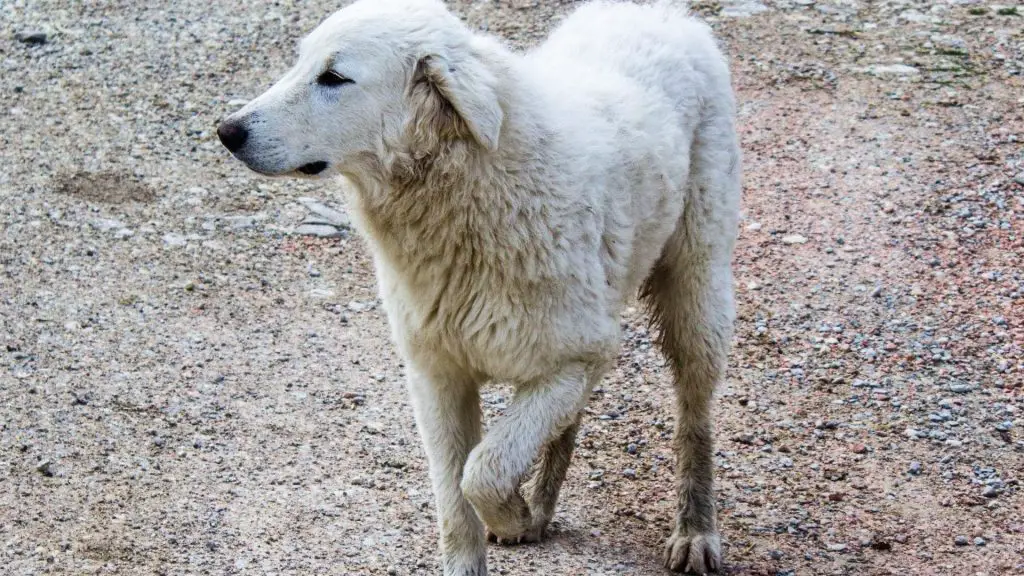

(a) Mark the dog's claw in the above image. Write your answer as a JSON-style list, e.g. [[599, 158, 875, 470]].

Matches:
[[486, 525, 543, 546]]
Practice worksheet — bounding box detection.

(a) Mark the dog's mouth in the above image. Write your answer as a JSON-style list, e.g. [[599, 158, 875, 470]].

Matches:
[[297, 161, 329, 176]]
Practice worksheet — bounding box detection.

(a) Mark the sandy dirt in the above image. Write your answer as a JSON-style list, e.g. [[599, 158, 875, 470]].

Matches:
[[1, 0, 1022, 574]]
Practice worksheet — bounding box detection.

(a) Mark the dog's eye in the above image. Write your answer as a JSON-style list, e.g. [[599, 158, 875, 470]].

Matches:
[[316, 70, 354, 87]]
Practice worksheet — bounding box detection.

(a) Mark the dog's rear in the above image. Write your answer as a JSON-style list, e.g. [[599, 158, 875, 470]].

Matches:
[[534, 4, 741, 572]]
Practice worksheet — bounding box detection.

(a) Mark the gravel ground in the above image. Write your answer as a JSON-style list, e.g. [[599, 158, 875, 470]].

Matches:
[[2, 0, 1022, 574]]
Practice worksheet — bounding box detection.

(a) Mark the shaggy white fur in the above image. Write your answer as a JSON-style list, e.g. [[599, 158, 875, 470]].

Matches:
[[219, 1, 741, 574]]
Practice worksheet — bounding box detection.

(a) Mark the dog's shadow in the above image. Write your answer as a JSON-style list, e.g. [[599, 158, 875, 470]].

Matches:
[[488, 520, 671, 575]]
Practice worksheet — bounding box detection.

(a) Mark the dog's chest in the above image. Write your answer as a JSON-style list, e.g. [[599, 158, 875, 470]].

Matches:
[[373, 250, 552, 380]]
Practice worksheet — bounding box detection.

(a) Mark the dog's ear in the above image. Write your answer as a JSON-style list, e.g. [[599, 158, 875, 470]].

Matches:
[[407, 52, 503, 152]]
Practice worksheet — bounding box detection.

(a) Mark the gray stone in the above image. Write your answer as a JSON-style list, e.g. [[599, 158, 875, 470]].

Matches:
[[826, 543, 847, 552], [864, 64, 921, 77], [293, 223, 343, 238], [898, 10, 933, 23], [720, 0, 769, 18], [36, 460, 55, 477], [931, 35, 967, 54], [347, 300, 376, 313], [224, 215, 258, 230], [92, 218, 125, 232], [298, 197, 351, 228], [162, 233, 187, 247], [954, 535, 968, 546]]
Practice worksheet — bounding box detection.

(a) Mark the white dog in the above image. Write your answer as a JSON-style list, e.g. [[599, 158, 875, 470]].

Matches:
[[218, 0, 740, 573]]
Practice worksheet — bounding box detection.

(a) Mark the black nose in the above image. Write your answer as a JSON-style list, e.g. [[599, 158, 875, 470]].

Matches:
[[217, 122, 249, 153]]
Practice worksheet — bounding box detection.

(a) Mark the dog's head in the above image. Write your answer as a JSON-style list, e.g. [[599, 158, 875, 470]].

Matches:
[[217, 0, 504, 180]]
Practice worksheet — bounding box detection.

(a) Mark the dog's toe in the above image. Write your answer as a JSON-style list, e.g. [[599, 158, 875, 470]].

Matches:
[[663, 529, 721, 574]]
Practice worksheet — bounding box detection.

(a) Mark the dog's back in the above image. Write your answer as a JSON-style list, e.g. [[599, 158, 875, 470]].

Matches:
[[530, 2, 733, 116]]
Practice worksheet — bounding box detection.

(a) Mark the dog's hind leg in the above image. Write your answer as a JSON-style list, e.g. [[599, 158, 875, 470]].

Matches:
[[461, 363, 597, 544], [407, 368, 487, 576], [518, 414, 581, 538], [642, 119, 739, 574]]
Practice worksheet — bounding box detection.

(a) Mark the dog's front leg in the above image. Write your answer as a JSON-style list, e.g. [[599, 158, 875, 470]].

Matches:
[[407, 368, 487, 576], [461, 362, 594, 543]]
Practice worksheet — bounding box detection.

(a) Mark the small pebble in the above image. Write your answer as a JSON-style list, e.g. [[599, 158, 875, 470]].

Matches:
[[36, 460, 55, 477], [954, 535, 968, 546], [974, 537, 986, 547], [908, 461, 922, 475], [15, 31, 48, 45]]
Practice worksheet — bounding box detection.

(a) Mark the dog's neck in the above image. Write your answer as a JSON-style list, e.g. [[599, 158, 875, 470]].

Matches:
[[352, 140, 519, 262], [346, 121, 570, 307], [351, 75, 557, 262]]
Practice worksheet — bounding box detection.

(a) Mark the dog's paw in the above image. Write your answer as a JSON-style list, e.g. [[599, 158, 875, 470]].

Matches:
[[486, 523, 544, 546], [482, 495, 540, 545], [663, 529, 722, 574], [442, 552, 487, 576]]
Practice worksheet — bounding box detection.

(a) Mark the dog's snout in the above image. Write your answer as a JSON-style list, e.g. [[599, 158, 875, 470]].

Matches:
[[217, 121, 249, 153]]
